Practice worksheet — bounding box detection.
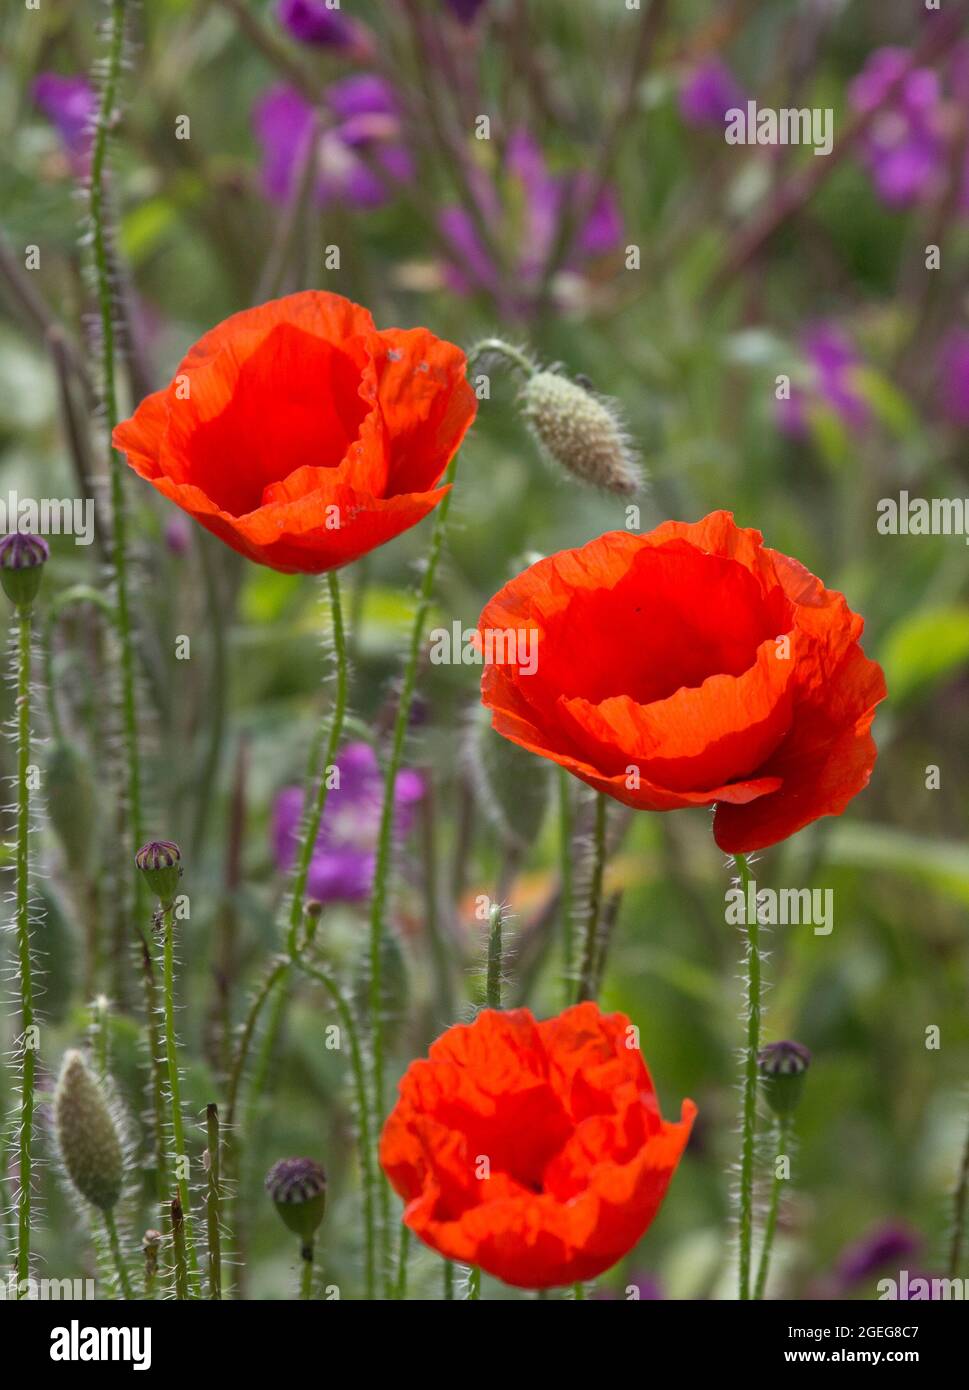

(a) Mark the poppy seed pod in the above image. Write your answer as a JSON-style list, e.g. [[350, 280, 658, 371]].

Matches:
[[758, 1040, 812, 1116], [0, 532, 49, 610], [266, 1157, 328, 1243], [54, 1050, 125, 1211], [519, 371, 641, 495], [135, 840, 182, 907]]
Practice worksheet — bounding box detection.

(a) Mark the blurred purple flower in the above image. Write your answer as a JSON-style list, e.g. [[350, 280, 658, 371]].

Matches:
[[679, 59, 745, 127], [849, 48, 948, 208], [253, 77, 412, 209], [439, 130, 622, 308], [776, 324, 871, 438], [445, 0, 489, 22], [272, 742, 424, 905], [32, 73, 96, 175], [164, 515, 192, 558], [835, 1222, 922, 1290], [277, 0, 373, 56], [937, 327, 969, 427]]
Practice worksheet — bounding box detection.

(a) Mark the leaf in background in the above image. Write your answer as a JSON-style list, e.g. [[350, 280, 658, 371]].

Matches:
[[879, 605, 969, 706], [466, 702, 550, 851]]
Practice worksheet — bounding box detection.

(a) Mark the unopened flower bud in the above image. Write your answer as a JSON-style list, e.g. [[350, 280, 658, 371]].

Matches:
[[135, 840, 182, 906], [46, 741, 97, 873], [54, 1050, 124, 1211], [266, 1157, 328, 1244], [520, 372, 641, 495], [758, 1040, 811, 1116], [0, 533, 49, 610]]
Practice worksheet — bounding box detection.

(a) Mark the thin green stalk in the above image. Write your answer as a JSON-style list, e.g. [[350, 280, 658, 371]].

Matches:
[[753, 1115, 791, 1300], [948, 1103, 969, 1278], [394, 1224, 410, 1300], [286, 571, 349, 957], [443, 1260, 454, 1299], [558, 769, 574, 1006], [486, 902, 503, 1010], [206, 1103, 222, 1300], [466, 1266, 480, 1300], [89, 0, 167, 1215], [465, 337, 535, 378], [735, 852, 761, 1302], [104, 1208, 135, 1300], [369, 456, 461, 1295], [14, 609, 34, 1296], [171, 1197, 187, 1301], [300, 1241, 315, 1299], [297, 957, 376, 1301], [575, 794, 607, 1003], [160, 904, 200, 1296]]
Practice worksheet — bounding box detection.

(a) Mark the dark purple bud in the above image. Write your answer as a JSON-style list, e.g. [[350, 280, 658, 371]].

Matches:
[[445, 0, 489, 24], [277, 0, 372, 56], [266, 1157, 328, 1243], [0, 533, 49, 610], [135, 839, 183, 906], [758, 1040, 811, 1116]]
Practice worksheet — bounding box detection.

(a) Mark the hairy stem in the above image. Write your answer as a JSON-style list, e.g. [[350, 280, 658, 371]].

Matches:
[[104, 1208, 135, 1300], [161, 904, 200, 1296], [754, 1114, 791, 1300], [14, 609, 34, 1296], [368, 456, 461, 1294], [575, 794, 607, 1003], [558, 769, 574, 1006], [297, 957, 376, 1302], [735, 852, 761, 1302], [206, 1103, 222, 1300]]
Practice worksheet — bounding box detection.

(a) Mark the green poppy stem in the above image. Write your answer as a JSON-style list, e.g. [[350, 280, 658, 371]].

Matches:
[[753, 1114, 791, 1300], [735, 851, 761, 1301]]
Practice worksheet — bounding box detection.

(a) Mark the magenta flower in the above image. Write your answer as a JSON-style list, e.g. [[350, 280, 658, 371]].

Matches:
[[835, 1222, 922, 1290], [439, 130, 622, 311], [32, 73, 96, 175], [848, 48, 948, 208], [678, 59, 745, 127], [272, 743, 424, 905], [276, 0, 373, 57], [937, 328, 969, 427], [444, 0, 489, 22], [776, 324, 871, 438], [253, 76, 412, 209]]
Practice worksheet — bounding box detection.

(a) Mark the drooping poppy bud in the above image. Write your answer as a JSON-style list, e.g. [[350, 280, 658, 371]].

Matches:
[[758, 1040, 812, 1116], [54, 1050, 125, 1211], [0, 533, 49, 610], [519, 371, 641, 495], [266, 1157, 328, 1245], [135, 840, 182, 907]]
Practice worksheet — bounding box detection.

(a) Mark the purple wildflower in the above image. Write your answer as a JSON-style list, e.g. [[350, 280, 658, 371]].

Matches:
[[439, 130, 622, 310], [937, 327, 969, 427], [776, 324, 871, 438], [848, 48, 949, 208], [272, 742, 424, 905], [444, 0, 489, 24], [276, 0, 373, 57], [679, 59, 745, 127], [253, 77, 412, 209], [835, 1222, 922, 1290], [32, 73, 96, 176]]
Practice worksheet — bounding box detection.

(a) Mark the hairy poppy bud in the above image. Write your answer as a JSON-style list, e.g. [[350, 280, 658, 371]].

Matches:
[[54, 1050, 125, 1211], [0, 532, 49, 610], [519, 372, 641, 495], [466, 701, 549, 850], [758, 1040, 811, 1116], [266, 1157, 328, 1244], [135, 840, 182, 907]]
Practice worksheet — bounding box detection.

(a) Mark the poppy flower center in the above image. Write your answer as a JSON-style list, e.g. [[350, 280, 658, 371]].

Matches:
[[539, 545, 785, 706], [183, 325, 371, 517]]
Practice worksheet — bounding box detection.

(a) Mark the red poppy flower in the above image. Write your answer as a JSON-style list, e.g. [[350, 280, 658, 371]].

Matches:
[[478, 511, 886, 854], [380, 1002, 695, 1288], [112, 292, 477, 573]]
